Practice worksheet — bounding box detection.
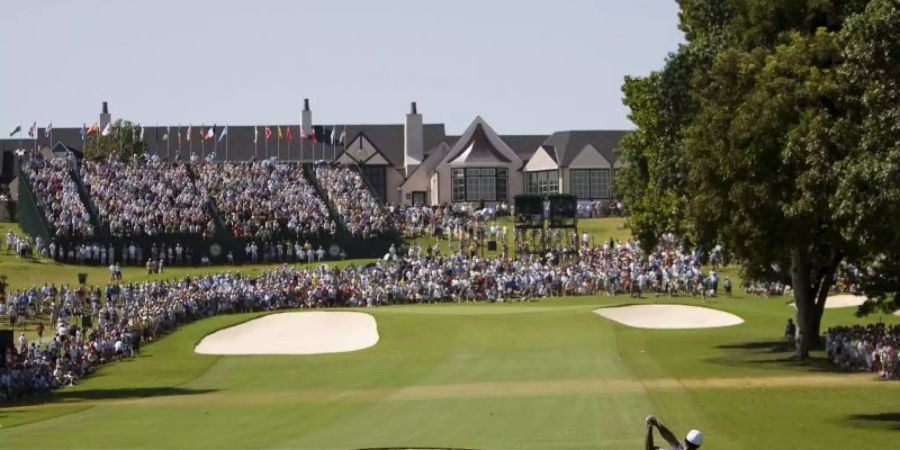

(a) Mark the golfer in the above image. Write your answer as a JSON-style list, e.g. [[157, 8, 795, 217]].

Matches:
[[645, 415, 703, 450]]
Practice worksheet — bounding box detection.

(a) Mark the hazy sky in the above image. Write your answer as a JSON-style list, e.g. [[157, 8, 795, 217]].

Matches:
[[1, 0, 683, 134]]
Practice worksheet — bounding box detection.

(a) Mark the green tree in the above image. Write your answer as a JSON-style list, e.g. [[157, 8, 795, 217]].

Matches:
[[617, 0, 899, 357], [839, 0, 900, 318], [84, 119, 146, 160]]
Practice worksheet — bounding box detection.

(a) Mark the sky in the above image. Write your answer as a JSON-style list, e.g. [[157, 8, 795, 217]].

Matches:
[[0, 0, 683, 135]]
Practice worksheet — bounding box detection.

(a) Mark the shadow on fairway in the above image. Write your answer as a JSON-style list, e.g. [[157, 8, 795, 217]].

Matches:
[[846, 412, 900, 430], [707, 340, 840, 373], [51, 386, 216, 402]]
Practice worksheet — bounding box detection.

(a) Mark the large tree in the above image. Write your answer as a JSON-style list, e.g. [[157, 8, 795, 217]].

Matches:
[[618, 0, 900, 357], [84, 119, 146, 161]]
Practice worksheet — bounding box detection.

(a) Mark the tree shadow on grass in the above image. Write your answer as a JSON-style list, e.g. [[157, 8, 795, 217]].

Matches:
[[4, 386, 216, 407], [846, 413, 900, 430], [53, 386, 216, 402], [706, 340, 841, 373]]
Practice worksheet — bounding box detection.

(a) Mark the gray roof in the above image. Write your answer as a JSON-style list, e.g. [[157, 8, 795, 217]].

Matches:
[[499, 135, 549, 161], [338, 124, 446, 166], [540, 130, 627, 167]]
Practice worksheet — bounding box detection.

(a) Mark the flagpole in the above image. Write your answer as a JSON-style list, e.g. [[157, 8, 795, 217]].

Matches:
[[265, 128, 268, 159], [254, 129, 258, 160], [277, 129, 281, 160], [201, 126, 205, 159], [225, 126, 229, 161], [167, 127, 171, 160]]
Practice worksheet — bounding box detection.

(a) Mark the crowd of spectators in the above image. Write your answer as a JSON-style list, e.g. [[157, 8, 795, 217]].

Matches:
[[826, 323, 899, 379], [1, 234, 726, 402], [21, 153, 95, 239], [315, 164, 391, 238], [196, 160, 336, 240], [81, 155, 214, 238]]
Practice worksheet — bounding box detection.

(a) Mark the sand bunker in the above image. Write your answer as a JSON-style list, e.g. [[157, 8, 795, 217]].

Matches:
[[593, 304, 744, 329], [822, 295, 868, 309], [788, 294, 869, 310], [195, 312, 379, 355]]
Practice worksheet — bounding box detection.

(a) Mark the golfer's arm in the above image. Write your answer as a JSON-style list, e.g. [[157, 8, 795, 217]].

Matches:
[[645, 425, 656, 450], [656, 423, 680, 448]]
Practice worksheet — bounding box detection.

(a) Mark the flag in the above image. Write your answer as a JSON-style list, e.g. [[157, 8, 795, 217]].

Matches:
[[187, 125, 192, 141], [162, 126, 170, 141], [206, 125, 215, 141], [339, 127, 346, 146], [8, 124, 21, 137], [140, 125, 145, 142], [330, 126, 336, 145], [300, 126, 307, 140], [265, 126, 272, 141], [277, 126, 283, 141], [312, 132, 317, 144], [101, 122, 112, 136], [45, 122, 52, 138], [27, 121, 36, 138], [87, 123, 99, 136], [80, 123, 87, 142], [218, 126, 228, 143], [286, 126, 293, 141], [198, 126, 205, 140], [131, 124, 137, 141], [177, 126, 181, 146], [254, 126, 259, 144]]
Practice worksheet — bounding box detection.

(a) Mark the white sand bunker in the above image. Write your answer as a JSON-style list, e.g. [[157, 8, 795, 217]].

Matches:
[[788, 294, 869, 310], [593, 304, 744, 329], [822, 295, 868, 309], [195, 312, 379, 355]]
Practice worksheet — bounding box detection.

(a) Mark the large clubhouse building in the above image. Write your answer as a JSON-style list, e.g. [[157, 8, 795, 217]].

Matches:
[[0, 100, 626, 206]]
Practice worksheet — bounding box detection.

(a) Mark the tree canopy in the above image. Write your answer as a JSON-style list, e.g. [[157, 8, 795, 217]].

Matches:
[[84, 119, 147, 161], [617, 0, 900, 356]]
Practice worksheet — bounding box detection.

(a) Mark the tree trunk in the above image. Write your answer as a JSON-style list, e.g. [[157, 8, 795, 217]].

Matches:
[[790, 248, 840, 358]]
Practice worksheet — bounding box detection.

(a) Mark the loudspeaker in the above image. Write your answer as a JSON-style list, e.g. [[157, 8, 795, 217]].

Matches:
[[0, 329, 13, 351], [78, 273, 88, 285]]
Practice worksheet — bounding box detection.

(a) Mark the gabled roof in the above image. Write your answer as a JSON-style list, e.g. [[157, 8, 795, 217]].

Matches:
[[450, 123, 510, 163], [339, 124, 446, 166], [540, 130, 626, 167]]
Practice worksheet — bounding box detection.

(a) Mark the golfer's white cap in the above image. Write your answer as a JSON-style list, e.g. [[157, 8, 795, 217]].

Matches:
[[686, 429, 703, 446]]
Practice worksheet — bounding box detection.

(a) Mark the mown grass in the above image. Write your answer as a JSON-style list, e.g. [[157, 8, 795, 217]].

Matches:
[[1, 219, 899, 449]]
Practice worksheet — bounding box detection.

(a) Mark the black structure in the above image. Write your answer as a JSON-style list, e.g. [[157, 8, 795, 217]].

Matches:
[[514, 194, 546, 258], [547, 194, 577, 228], [0, 330, 12, 348], [514, 194, 544, 229]]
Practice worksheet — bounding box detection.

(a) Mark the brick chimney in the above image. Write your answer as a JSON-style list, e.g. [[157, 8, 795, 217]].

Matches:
[[301, 98, 312, 138], [404, 101, 423, 176], [99, 101, 111, 130]]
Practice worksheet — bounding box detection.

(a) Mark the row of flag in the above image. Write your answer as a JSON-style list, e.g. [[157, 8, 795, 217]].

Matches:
[[10, 123, 347, 146], [8, 121, 52, 138]]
